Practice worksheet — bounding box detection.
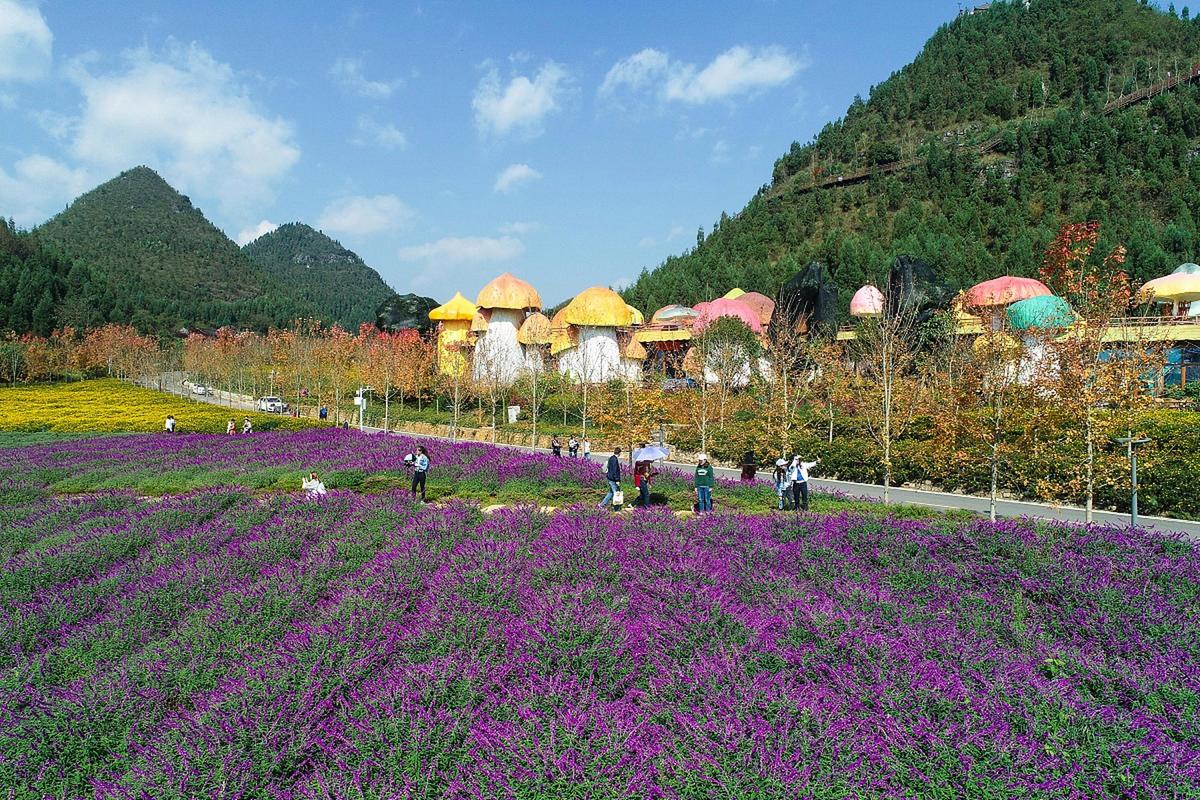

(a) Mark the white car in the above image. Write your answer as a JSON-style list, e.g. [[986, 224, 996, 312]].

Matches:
[[191, 384, 211, 396], [258, 396, 288, 413]]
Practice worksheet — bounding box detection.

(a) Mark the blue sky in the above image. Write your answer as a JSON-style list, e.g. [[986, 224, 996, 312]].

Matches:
[[0, 0, 962, 306]]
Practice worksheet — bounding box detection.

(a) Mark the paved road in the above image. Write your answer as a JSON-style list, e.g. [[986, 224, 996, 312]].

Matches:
[[141, 376, 1200, 541]]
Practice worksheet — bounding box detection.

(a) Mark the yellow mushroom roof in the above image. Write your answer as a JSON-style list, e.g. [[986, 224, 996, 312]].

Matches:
[[625, 304, 644, 326], [723, 287, 746, 300], [475, 272, 542, 310], [429, 291, 477, 322], [562, 286, 633, 327], [517, 312, 554, 345]]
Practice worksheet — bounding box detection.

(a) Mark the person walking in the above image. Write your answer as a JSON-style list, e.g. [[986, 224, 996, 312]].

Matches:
[[582, 437, 591, 460], [164, 415, 176, 434], [773, 458, 790, 510], [319, 405, 328, 421], [551, 436, 562, 457], [598, 447, 622, 510], [634, 460, 653, 508], [226, 418, 236, 436], [694, 454, 715, 512], [568, 435, 579, 458], [411, 445, 429, 502], [787, 455, 821, 511], [242, 417, 252, 434]]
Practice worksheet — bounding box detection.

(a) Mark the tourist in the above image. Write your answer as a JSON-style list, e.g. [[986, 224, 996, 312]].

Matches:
[[568, 435, 579, 458], [773, 458, 790, 510], [582, 437, 591, 460], [226, 418, 235, 436], [301, 471, 327, 497], [599, 447, 622, 510], [694, 454, 715, 513], [634, 460, 653, 508], [319, 405, 328, 421], [242, 417, 252, 434], [551, 436, 562, 457], [740, 449, 757, 482], [788, 454, 821, 512], [164, 414, 176, 434], [411, 445, 429, 502]]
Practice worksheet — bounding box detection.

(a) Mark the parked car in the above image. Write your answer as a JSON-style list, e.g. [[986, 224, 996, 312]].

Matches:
[[257, 396, 288, 413], [663, 377, 698, 391], [191, 384, 212, 396]]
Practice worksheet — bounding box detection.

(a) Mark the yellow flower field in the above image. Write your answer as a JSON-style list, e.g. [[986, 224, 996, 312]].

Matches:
[[0, 379, 317, 434]]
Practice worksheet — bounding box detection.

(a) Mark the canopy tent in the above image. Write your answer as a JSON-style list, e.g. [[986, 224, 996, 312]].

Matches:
[[1177, 264, 1200, 315], [965, 276, 1052, 308], [849, 284, 884, 317], [692, 297, 764, 334], [1006, 295, 1074, 331], [652, 304, 699, 325], [1139, 272, 1200, 317]]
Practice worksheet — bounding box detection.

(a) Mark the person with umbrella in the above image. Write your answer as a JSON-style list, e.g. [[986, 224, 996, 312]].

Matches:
[[631, 443, 669, 508]]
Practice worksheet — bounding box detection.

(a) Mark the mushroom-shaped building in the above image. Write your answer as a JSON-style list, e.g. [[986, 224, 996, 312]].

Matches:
[[737, 292, 776, 327], [692, 297, 764, 335], [518, 312, 554, 373], [556, 286, 635, 383], [964, 276, 1052, 309], [849, 285, 885, 317], [428, 292, 477, 377], [472, 272, 542, 384]]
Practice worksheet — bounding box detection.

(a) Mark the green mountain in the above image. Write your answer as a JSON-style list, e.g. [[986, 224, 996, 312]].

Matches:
[[241, 222, 395, 329], [31, 166, 315, 333], [623, 0, 1200, 314]]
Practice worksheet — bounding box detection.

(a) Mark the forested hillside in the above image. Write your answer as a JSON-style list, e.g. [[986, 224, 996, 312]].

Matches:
[[0, 218, 91, 336], [241, 223, 395, 329], [623, 0, 1200, 313], [32, 167, 315, 333]]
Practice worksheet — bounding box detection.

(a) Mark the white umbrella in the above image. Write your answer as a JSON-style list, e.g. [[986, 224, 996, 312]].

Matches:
[[632, 445, 670, 462]]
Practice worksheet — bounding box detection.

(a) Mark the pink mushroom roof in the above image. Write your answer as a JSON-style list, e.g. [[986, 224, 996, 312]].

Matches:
[[849, 284, 885, 316], [692, 297, 764, 334]]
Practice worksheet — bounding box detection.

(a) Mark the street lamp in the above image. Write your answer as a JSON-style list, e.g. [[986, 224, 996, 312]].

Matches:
[[1112, 434, 1151, 528]]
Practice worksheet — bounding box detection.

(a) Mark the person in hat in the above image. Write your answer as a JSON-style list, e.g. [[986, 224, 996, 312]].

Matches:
[[694, 454, 715, 513], [773, 458, 790, 510], [787, 454, 821, 512]]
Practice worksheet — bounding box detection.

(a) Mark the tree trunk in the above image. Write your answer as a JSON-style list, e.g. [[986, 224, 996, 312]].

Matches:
[[1085, 407, 1095, 523]]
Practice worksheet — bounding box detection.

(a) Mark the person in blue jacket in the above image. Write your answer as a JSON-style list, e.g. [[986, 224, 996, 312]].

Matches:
[[411, 445, 429, 502], [598, 447, 622, 510]]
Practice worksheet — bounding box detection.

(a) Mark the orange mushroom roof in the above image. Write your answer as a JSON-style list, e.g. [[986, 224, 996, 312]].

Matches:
[[562, 286, 634, 327], [517, 312, 554, 345], [475, 272, 542, 311], [429, 291, 478, 322], [470, 309, 491, 333]]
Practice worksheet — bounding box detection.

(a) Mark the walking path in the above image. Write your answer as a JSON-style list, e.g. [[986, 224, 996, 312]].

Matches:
[[141, 376, 1200, 541]]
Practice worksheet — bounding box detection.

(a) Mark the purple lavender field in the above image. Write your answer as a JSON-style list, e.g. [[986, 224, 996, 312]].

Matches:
[[0, 432, 1198, 797]]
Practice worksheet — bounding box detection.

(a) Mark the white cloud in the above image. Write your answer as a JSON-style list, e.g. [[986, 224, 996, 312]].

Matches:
[[397, 235, 523, 264], [493, 163, 541, 193], [0, 0, 53, 81], [600, 45, 804, 105], [498, 221, 540, 235], [710, 139, 730, 164], [637, 224, 686, 249], [330, 56, 402, 98], [235, 219, 277, 245], [317, 194, 414, 236], [67, 41, 300, 216], [472, 61, 568, 137], [353, 115, 407, 150], [599, 48, 669, 97], [0, 154, 90, 226], [31, 108, 74, 139]]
